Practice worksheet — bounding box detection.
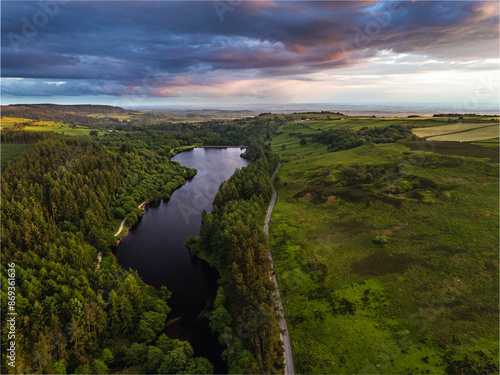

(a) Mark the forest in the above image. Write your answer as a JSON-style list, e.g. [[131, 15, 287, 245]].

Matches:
[[1, 130, 61, 144], [0, 112, 287, 374], [0, 136, 209, 374], [190, 147, 284, 374]]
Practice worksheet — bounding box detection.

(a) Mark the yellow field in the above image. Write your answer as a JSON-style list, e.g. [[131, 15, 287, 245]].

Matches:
[[1, 117, 32, 128], [413, 122, 496, 137], [426, 124, 499, 142], [0, 117, 104, 136]]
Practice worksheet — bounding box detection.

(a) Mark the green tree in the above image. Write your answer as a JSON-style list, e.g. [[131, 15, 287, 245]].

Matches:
[[101, 348, 114, 365], [53, 360, 66, 375], [144, 345, 166, 373], [136, 311, 167, 343], [126, 343, 148, 366], [183, 357, 214, 374], [209, 306, 232, 333], [90, 359, 108, 374]]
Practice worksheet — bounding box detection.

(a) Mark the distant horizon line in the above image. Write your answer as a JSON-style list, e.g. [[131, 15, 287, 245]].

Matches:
[[2, 102, 499, 117]]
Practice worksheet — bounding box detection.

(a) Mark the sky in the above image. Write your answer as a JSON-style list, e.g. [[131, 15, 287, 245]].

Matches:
[[1, 0, 499, 110]]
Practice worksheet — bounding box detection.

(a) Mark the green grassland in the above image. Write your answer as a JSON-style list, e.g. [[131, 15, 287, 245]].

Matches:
[[426, 125, 499, 142], [1, 117, 105, 136], [269, 118, 499, 374], [473, 138, 500, 147], [413, 123, 498, 138], [1, 144, 34, 170]]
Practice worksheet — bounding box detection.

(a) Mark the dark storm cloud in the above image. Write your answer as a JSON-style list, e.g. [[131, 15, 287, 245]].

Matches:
[[1, 1, 498, 97]]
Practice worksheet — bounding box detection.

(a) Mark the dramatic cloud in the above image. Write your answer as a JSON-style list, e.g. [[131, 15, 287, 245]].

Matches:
[[1, 1, 498, 105]]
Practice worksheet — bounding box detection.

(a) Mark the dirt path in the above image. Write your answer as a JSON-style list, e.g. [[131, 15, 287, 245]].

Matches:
[[114, 201, 146, 237], [264, 162, 295, 375]]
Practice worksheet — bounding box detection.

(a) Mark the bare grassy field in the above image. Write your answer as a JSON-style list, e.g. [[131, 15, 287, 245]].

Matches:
[[427, 124, 498, 141], [413, 122, 497, 138]]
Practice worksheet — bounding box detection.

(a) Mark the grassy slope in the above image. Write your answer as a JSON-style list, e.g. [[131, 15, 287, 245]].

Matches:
[[269, 119, 499, 374], [1, 144, 34, 170]]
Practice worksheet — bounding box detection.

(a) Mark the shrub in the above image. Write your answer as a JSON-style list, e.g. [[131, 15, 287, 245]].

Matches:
[[373, 236, 389, 245]]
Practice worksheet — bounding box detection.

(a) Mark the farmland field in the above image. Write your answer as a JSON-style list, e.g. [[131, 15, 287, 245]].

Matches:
[[1, 117, 32, 128], [427, 124, 499, 142], [413, 122, 497, 138], [1, 117, 104, 136], [268, 117, 499, 374], [87, 112, 143, 120]]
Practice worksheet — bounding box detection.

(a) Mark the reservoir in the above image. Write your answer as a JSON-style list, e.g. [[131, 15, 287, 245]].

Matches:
[[115, 147, 248, 373]]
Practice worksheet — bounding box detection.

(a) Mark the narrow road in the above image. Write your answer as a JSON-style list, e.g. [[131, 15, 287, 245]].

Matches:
[[265, 162, 295, 375], [114, 201, 146, 237]]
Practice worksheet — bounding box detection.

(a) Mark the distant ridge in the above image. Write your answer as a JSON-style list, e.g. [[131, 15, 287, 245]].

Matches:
[[3, 103, 136, 115], [1, 104, 141, 125]]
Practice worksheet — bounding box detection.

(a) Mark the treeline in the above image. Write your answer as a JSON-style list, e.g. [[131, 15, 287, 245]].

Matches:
[[105, 137, 197, 228], [1, 138, 208, 374], [104, 130, 199, 154], [191, 149, 284, 373], [312, 124, 415, 151], [203, 136, 235, 146], [432, 113, 479, 117], [106, 122, 200, 132], [1, 130, 61, 144], [208, 115, 283, 146]]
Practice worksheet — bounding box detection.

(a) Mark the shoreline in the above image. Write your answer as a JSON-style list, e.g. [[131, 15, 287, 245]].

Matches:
[[171, 145, 245, 157], [114, 200, 147, 244], [112, 164, 199, 247], [110, 143, 246, 259], [199, 145, 245, 148]]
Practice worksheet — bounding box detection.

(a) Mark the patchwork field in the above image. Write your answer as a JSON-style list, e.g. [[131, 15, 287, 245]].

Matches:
[[426, 125, 499, 142], [413, 123, 497, 138], [269, 118, 499, 374], [87, 112, 144, 120], [1, 117, 104, 136]]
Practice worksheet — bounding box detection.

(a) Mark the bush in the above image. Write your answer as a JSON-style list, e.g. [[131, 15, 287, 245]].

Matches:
[[185, 236, 199, 252], [396, 180, 413, 192], [101, 348, 114, 364], [373, 235, 389, 245]]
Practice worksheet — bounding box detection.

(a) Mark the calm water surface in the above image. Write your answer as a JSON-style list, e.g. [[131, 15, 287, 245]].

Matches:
[[115, 147, 248, 373]]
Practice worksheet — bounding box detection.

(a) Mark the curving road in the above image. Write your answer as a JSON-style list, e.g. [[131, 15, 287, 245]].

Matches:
[[265, 162, 295, 375]]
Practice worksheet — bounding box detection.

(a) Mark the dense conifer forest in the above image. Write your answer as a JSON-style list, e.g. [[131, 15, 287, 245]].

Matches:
[[0, 136, 210, 374], [191, 148, 283, 374], [0, 115, 283, 374]]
